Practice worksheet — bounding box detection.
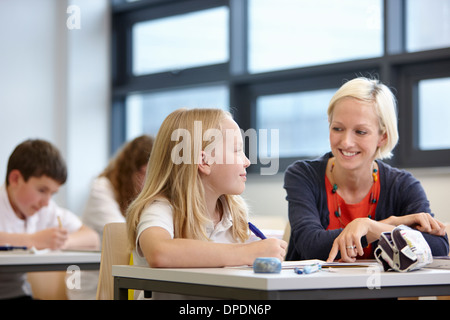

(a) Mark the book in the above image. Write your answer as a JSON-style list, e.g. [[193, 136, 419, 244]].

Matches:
[[425, 256, 450, 269]]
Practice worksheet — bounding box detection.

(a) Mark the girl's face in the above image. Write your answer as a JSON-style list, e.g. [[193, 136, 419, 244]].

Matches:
[[202, 117, 250, 197], [8, 171, 61, 219], [329, 97, 387, 171]]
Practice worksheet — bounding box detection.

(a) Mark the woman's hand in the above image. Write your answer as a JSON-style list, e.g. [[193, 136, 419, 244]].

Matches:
[[383, 213, 446, 236], [327, 213, 447, 263], [326, 218, 394, 263]]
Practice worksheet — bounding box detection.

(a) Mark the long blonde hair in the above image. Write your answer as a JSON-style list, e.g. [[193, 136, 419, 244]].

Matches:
[[126, 108, 249, 249]]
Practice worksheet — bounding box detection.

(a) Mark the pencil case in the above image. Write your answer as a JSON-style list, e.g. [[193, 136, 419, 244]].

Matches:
[[253, 257, 282, 273], [374, 225, 433, 272]]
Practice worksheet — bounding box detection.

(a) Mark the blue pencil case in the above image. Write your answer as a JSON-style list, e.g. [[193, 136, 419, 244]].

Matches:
[[253, 257, 282, 273]]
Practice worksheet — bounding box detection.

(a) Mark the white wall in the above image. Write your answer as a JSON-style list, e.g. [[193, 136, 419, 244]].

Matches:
[[243, 174, 288, 228], [409, 167, 450, 223], [0, 1, 59, 169], [64, 0, 110, 214], [0, 0, 110, 215]]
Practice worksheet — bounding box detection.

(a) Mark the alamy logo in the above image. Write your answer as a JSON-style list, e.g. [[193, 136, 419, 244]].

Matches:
[[66, 265, 81, 290], [366, 265, 382, 290], [66, 5, 81, 30], [171, 121, 279, 175]]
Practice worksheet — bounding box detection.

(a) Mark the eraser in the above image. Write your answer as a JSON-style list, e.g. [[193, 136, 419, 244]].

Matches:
[[253, 257, 282, 273]]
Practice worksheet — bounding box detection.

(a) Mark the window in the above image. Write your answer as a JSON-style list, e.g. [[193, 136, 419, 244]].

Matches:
[[417, 77, 450, 151], [406, 0, 450, 52], [126, 85, 229, 139], [113, 0, 450, 170], [248, 0, 383, 73], [132, 6, 228, 75], [396, 59, 450, 167], [256, 88, 335, 157]]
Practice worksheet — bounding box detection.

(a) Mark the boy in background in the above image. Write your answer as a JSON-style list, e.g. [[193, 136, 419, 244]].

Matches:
[[0, 139, 99, 299]]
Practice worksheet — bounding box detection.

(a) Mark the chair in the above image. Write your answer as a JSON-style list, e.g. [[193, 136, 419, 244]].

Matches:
[[282, 222, 290, 244], [28, 271, 68, 300], [96, 222, 131, 300], [282, 222, 290, 259]]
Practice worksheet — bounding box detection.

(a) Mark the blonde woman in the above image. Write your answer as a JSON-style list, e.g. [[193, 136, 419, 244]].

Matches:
[[284, 77, 448, 263], [127, 109, 286, 274]]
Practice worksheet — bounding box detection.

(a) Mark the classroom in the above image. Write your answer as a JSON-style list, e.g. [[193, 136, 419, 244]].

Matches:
[[1, 0, 450, 303]]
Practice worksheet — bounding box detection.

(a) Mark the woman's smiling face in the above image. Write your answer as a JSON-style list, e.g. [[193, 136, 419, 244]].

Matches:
[[329, 97, 387, 170]]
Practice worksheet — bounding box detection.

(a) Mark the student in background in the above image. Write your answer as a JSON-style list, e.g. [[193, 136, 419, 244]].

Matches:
[[81, 135, 154, 241], [67, 135, 154, 300], [284, 77, 448, 263], [0, 139, 99, 300], [126, 108, 286, 299]]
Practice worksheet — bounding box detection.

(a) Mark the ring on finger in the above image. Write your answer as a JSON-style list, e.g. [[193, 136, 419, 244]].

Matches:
[[346, 245, 356, 249]]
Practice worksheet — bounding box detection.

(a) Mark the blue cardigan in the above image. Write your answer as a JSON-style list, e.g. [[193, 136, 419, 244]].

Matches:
[[284, 152, 449, 261]]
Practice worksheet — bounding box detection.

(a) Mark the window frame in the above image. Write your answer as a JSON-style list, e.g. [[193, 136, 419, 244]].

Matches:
[[111, 0, 450, 171], [396, 58, 450, 167]]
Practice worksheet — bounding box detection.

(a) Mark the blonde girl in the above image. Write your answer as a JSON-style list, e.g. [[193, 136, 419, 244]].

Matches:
[[127, 108, 286, 269]]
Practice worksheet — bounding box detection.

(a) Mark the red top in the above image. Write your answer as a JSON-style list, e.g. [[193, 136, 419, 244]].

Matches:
[[325, 172, 380, 259]]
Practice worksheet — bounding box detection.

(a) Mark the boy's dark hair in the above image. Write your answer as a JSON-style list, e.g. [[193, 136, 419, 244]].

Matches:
[[6, 139, 67, 186]]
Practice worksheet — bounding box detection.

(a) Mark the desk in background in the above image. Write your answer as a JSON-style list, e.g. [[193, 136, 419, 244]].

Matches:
[[112, 263, 450, 300], [0, 250, 101, 273]]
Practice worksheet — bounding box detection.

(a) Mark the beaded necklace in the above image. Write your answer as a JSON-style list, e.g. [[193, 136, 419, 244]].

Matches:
[[329, 161, 378, 228]]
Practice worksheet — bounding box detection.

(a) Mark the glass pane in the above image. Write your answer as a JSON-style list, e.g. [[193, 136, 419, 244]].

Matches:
[[406, 0, 450, 52], [256, 88, 336, 158], [248, 0, 383, 73], [126, 86, 229, 139], [132, 7, 228, 75], [418, 77, 450, 150]]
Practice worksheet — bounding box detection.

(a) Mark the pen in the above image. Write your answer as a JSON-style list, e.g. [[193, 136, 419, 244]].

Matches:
[[0, 245, 27, 251], [248, 222, 267, 240], [57, 216, 62, 228], [294, 263, 321, 275]]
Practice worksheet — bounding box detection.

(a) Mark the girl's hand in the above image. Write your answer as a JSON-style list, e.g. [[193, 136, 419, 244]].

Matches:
[[246, 238, 287, 263]]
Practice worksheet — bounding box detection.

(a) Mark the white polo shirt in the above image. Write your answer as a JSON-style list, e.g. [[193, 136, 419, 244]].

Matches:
[[81, 176, 125, 241], [134, 196, 237, 265], [133, 196, 245, 300], [0, 184, 82, 235], [0, 184, 82, 299]]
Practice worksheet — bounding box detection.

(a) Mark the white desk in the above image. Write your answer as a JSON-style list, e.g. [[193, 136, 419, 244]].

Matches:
[[0, 250, 101, 273], [112, 263, 450, 300]]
